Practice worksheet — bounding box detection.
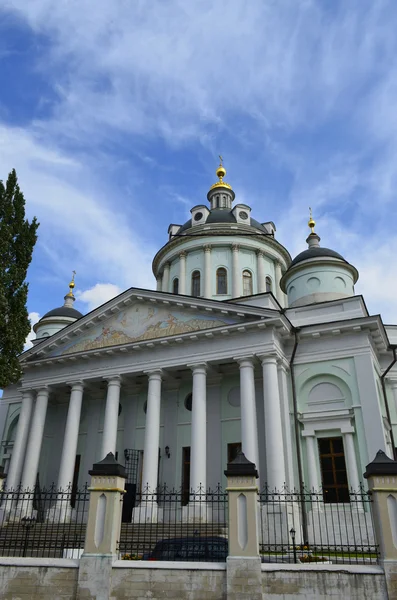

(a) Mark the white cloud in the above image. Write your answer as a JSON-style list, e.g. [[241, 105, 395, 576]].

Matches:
[[76, 283, 123, 312], [24, 312, 41, 350]]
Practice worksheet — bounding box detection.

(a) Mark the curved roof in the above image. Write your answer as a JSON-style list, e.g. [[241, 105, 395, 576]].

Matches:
[[41, 306, 83, 320], [177, 209, 268, 234], [290, 246, 346, 268]]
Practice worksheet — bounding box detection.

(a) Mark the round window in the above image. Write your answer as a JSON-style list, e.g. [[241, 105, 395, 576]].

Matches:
[[239, 211, 249, 220], [184, 393, 192, 411], [194, 212, 203, 221], [228, 387, 241, 407]]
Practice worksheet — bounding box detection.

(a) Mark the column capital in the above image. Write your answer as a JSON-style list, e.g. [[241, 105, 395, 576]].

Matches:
[[144, 369, 163, 381], [258, 354, 278, 366], [163, 261, 170, 269], [179, 250, 187, 259], [20, 389, 35, 399], [66, 380, 85, 391], [187, 363, 207, 374], [234, 355, 255, 368], [34, 386, 51, 396], [203, 244, 212, 253], [276, 359, 290, 374], [256, 249, 265, 258], [103, 375, 122, 388], [232, 243, 240, 252]]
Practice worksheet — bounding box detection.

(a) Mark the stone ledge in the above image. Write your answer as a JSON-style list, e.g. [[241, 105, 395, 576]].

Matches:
[[261, 563, 384, 574], [0, 557, 79, 568], [113, 560, 227, 570]]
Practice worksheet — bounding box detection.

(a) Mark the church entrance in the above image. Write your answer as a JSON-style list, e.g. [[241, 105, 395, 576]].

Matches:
[[122, 449, 141, 522], [181, 446, 190, 506]]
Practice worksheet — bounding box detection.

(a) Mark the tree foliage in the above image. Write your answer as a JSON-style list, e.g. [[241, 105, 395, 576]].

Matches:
[[0, 169, 39, 388]]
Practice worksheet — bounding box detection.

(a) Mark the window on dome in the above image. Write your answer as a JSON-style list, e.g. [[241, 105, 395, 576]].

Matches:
[[242, 270, 253, 296], [173, 277, 179, 294], [265, 276, 272, 293], [191, 271, 201, 297], [216, 268, 227, 295]]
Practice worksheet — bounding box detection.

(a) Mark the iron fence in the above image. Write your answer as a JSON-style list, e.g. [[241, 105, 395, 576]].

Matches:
[[0, 484, 89, 558], [258, 485, 378, 565], [118, 485, 228, 562]]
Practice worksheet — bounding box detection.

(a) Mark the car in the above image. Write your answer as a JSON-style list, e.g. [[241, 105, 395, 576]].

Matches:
[[144, 536, 228, 562]]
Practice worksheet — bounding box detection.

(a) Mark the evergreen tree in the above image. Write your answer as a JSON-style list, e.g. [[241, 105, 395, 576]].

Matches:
[[0, 169, 39, 388]]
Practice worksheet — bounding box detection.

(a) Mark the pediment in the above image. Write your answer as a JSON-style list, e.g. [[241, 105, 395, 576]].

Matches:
[[26, 290, 275, 361]]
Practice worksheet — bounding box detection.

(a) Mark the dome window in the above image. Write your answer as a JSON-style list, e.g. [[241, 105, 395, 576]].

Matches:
[[265, 276, 272, 293], [191, 271, 201, 297], [173, 277, 179, 294], [216, 268, 228, 295], [242, 270, 253, 296]]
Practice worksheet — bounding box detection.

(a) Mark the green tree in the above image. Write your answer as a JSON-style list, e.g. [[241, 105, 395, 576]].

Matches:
[[0, 169, 39, 388]]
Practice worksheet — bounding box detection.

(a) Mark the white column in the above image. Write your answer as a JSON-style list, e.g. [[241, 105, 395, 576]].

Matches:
[[275, 261, 285, 307], [142, 370, 162, 492], [305, 435, 321, 492], [6, 391, 34, 490], [237, 358, 259, 469], [21, 387, 49, 490], [57, 382, 84, 490], [101, 377, 121, 459], [278, 363, 294, 489], [162, 262, 170, 292], [261, 356, 286, 490], [179, 251, 187, 294], [204, 245, 212, 298], [232, 244, 240, 298], [390, 382, 397, 415], [190, 364, 207, 493], [156, 275, 162, 291], [344, 432, 361, 494], [256, 251, 266, 293]]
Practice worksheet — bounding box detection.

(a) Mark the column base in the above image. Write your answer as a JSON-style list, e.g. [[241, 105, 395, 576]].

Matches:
[[132, 501, 163, 523], [260, 501, 301, 546], [181, 501, 211, 523], [46, 502, 75, 523]]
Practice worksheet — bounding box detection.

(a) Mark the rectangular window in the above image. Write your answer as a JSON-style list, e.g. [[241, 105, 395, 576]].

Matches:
[[318, 437, 350, 503]]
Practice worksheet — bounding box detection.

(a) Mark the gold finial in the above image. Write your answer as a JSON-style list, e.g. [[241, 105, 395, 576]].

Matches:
[[308, 207, 316, 233], [211, 155, 232, 190], [66, 270, 76, 297]]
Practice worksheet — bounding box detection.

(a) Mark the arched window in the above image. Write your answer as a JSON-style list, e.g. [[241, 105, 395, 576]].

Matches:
[[216, 267, 227, 294], [242, 270, 253, 296], [265, 276, 272, 293], [191, 270, 201, 297], [173, 277, 179, 294]]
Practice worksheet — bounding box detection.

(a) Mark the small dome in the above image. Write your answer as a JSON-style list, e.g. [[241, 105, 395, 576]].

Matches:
[[41, 306, 83, 320], [290, 247, 346, 268]]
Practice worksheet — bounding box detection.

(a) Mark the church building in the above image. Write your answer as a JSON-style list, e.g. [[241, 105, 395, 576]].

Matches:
[[1, 160, 396, 515]]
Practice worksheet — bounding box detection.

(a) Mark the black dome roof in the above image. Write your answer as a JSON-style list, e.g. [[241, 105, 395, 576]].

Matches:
[[178, 209, 268, 234], [41, 306, 83, 320], [290, 246, 346, 268]]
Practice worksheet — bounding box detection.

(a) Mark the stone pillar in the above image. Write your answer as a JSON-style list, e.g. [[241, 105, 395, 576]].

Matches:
[[275, 261, 285, 307], [179, 251, 187, 294], [142, 370, 162, 493], [162, 262, 170, 292], [364, 450, 397, 598], [277, 363, 294, 490], [236, 357, 259, 470], [156, 275, 162, 291], [390, 382, 397, 415], [21, 387, 49, 491], [6, 390, 34, 490], [101, 377, 121, 460], [225, 452, 262, 600], [261, 356, 286, 490], [58, 382, 84, 491], [304, 434, 321, 492], [232, 243, 240, 298], [343, 432, 361, 494], [190, 364, 207, 494], [256, 250, 266, 294], [77, 453, 126, 600], [204, 245, 212, 298]]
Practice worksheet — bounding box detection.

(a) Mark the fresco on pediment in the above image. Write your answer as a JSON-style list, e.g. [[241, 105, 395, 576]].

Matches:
[[53, 304, 240, 356]]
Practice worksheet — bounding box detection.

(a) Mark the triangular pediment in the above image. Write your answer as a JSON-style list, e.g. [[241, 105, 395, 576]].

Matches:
[[24, 288, 279, 361]]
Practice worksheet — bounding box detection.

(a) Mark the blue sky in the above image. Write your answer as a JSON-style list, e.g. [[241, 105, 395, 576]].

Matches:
[[1, 0, 397, 345]]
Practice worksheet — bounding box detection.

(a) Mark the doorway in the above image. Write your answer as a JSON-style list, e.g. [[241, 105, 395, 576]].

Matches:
[[181, 446, 191, 506]]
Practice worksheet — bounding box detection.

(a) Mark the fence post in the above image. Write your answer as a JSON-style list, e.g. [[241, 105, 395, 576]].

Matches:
[[364, 449, 397, 598], [224, 452, 262, 600], [76, 452, 126, 600]]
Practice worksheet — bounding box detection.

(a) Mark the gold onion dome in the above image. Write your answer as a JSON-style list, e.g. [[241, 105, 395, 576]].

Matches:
[[210, 155, 232, 190], [66, 270, 76, 297]]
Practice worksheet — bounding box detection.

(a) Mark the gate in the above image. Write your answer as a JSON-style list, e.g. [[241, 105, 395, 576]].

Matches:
[[122, 449, 141, 523]]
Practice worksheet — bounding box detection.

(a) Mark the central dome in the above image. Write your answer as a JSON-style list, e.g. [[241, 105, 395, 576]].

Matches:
[[177, 208, 270, 235]]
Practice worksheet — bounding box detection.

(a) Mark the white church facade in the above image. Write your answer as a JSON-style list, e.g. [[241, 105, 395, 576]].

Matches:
[[1, 161, 396, 519]]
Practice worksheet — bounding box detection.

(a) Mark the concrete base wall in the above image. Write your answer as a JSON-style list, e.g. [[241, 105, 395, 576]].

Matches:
[[0, 559, 389, 600]]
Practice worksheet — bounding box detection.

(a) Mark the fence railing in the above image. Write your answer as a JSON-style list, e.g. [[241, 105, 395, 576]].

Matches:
[[118, 485, 228, 562], [0, 484, 89, 558], [258, 485, 378, 565]]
